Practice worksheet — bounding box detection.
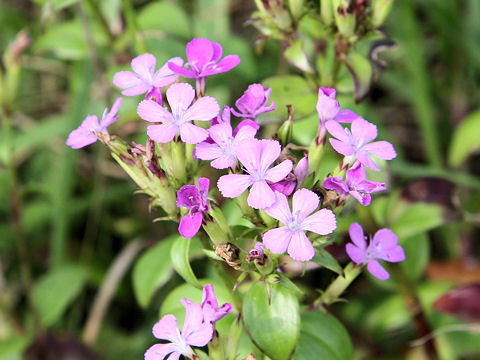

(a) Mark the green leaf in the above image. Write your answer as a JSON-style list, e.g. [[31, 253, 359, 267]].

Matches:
[[243, 282, 300, 360], [262, 75, 317, 122], [33, 264, 88, 326], [400, 233, 430, 280], [170, 236, 202, 289], [138, 1, 191, 39], [284, 39, 313, 73], [391, 202, 444, 239], [344, 52, 372, 102], [293, 311, 353, 360], [132, 236, 176, 308], [448, 109, 480, 167], [312, 247, 343, 275]]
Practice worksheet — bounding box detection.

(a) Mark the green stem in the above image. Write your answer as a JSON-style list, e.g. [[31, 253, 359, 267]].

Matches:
[[84, 0, 116, 43], [123, 0, 147, 54], [318, 262, 362, 306]]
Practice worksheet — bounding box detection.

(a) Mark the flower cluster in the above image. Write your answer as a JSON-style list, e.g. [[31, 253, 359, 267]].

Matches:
[[145, 284, 232, 360], [66, 36, 406, 358]]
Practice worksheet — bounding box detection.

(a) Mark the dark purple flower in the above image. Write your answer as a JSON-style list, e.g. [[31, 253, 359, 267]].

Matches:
[[168, 38, 240, 79], [323, 162, 386, 206], [231, 83, 275, 119], [346, 222, 405, 280], [201, 284, 232, 323], [66, 98, 122, 149], [325, 118, 397, 171], [249, 242, 265, 258], [176, 178, 210, 238]]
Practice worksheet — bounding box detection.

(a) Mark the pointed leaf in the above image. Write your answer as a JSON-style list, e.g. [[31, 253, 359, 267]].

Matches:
[[448, 109, 480, 167], [170, 236, 202, 289], [312, 247, 343, 275], [243, 283, 300, 360]]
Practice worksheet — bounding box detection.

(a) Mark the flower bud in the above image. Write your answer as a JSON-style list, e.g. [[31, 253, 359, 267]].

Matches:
[[372, 0, 394, 27], [277, 105, 294, 146]]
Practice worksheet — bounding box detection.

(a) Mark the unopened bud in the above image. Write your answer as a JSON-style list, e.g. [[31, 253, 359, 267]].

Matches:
[[277, 105, 294, 146]]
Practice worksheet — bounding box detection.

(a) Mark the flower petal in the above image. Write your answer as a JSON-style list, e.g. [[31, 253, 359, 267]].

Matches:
[[183, 96, 220, 122], [66, 126, 97, 149], [356, 151, 380, 171], [336, 109, 361, 123], [287, 230, 315, 262], [217, 174, 252, 198], [348, 222, 367, 249], [258, 140, 281, 174], [233, 120, 258, 140], [147, 123, 178, 143], [181, 299, 204, 339], [179, 123, 209, 144], [166, 83, 195, 112], [186, 38, 214, 70], [202, 284, 218, 310], [138, 100, 173, 123], [329, 138, 355, 156], [264, 160, 293, 183], [153, 57, 183, 87], [293, 155, 309, 187], [367, 259, 390, 280], [209, 123, 232, 145], [211, 155, 235, 169], [323, 177, 349, 194], [325, 120, 350, 143], [264, 191, 292, 224], [263, 226, 292, 255], [152, 315, 180, 342], [202, 55, 241, 76], [145, 343, 178, 360], [178, 212, 202, 239], [113, 71, 149, 96], [198, 178, 209, 202], [362, 141, 397, 160], [235, 138, 261, 173], [248, 181, 276, 209], [176, 184, 200, 209], [292, 188, 319, 221], [195, 142, 223, 161], [346, 243, 366, 264], [101, 97, 123, 128], [351, 118, 377, 145], [185, 321, 214, 347], [301, 208, 336, 235], [131, 53, 156, 79], [168, 62, 197, 78]]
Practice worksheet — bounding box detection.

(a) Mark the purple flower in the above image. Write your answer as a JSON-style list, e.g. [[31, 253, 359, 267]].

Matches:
[[176, 178, 210, 239], [270, 154, 309, 196], [231, 83, 275, 119], [168, 38, 240, 79], [201, 284, 232, 323], [138, 83, 219, 144], [325, 118, 397, 171], [323, 162, 386, 206], [145, 299, 213, 360], [113, 54, 183, 97], [66, 97, 122, 149], [263, 189, 337, 262], [195, 120, 258, 169], [346, 222, 406, 280], [249, 242, 265, 258], [217, 139, 293, 209], [316, 87, 360, 124]]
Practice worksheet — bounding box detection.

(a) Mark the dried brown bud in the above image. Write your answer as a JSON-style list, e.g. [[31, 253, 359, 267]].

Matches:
[[215, 243, 241, 270]]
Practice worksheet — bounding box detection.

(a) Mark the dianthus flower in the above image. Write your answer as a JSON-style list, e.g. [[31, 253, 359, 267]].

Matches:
[[66, 97, 122, 149], [323, 162, 386, 206], [201, 284, 232, 323], [113, 54, 183, 99], [217, 139, 292, 209], [263, 189, 337, 262], [168, 38, 240, 79], [137, 83, 219, 144], [145, 299, 213, 360], [325, 118, 397, 171], [231, 83, 275, 119], [176, 178, 210, 239], [346, 222, 405, 280]]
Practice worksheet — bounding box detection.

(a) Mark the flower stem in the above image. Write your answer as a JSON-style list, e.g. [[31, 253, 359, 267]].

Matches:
[[318, 262, 362, 306]]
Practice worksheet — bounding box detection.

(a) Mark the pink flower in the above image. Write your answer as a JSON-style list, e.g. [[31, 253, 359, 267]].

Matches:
[[137, 83, 219, 144], [263, 189, 337, 262], [66, 97, 122, 149], [217, 139, 293, 209], [270, 154, 309, 196], [176, 178, 210, 239], [325, 118, 397, 171], [168, 38, 240, 79], [113, 54, 183, 97], [316, 87, 360, 124], [231, 83, 275, 119], [323, 162, 386, 206], [145, 299, 213, 360], [201, 284, 232, 323], [195, 120, 258, 169], [346, 222, 406, 280]]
